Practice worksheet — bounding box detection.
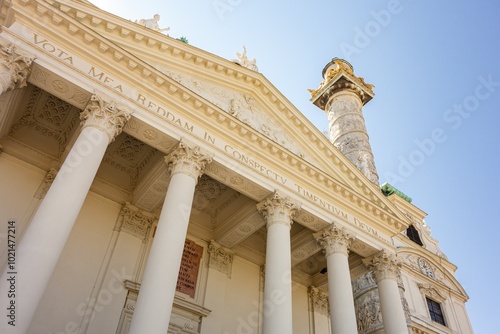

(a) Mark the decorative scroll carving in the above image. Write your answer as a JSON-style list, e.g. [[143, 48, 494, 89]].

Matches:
[[0, 37, 35, 95], [165, 140, 213, 181], [34, 167, 58, 199], [418, 283, 447, 303], [363, 251, 402, 282], [313, 222, 354, 257], [120, 202, 156, 240], [233, 46, 258, 71], [309, 286, 329, 316], [207, 240, 234, 278], [80, 93, 132, 142], [256, 190, 301, 229]]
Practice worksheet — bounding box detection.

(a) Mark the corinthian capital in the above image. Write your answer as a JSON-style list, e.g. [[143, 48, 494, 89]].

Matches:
[[0, 37, 36, 95], [208, 240, 234, 278], [80, 93, 132, 142], [313, 222, 354, 257], [165, 140, 213, 181], [256, 190, 301, 229], [363, 250, 402, 283]]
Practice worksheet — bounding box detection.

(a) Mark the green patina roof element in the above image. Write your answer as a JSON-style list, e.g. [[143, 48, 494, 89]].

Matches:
[[176, 37, 189, 44], [380, 182, 412, 203]]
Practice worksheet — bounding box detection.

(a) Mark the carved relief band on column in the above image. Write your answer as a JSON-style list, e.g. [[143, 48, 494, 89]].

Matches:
[[165, 140, 213, 182], [313, 222, 354, 257], [363, 250, 402, 283], [256, 190, 301, 228], [0, 37, 36, 95], [80, 93, 132, 143]]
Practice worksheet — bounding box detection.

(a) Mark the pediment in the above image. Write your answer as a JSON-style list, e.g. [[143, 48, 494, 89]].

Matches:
[[2, 0, 414, 231]]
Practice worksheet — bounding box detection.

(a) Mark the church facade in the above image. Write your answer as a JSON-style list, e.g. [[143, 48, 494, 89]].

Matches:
[[0, 1, 473, 334]]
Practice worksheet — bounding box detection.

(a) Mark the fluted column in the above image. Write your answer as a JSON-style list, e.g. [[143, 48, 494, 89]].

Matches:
[[0, 37, 35, 95], [257, 191, 300, 334], [364, 251, 409, 334], [314, 223, 357, 334], [0, 94, 130, 334], [128, 141, 212, 334]]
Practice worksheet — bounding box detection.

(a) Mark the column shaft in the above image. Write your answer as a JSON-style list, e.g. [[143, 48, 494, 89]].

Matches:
[[257, 191, 300, 334], [326, 252, 358, 333], [314, 224, 357, 334], [264, 223, 293, 334], [0, 95, 129, 333], [364, 251, 409, 334], [128, 141, 211, 334]]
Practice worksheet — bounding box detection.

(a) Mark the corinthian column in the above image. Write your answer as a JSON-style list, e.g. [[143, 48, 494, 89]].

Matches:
[[257, 191, 300, 334], [314, 223, 357, 334], [0, 38, 35, 95], [128, 141, 212, 334], [364, 251, 409, 334], [0, 94, 130, 334]]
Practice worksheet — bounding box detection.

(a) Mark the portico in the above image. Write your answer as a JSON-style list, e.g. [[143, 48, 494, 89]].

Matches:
[[0, 2, 473, 334]]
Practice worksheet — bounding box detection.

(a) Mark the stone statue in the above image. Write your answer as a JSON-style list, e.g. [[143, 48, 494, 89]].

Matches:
[[233, 46, 258, 71], [136, 14, 170, 32]]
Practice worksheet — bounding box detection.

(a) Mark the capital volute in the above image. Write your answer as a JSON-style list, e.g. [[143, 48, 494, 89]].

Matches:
[[80, 93, 132, 143], [165, 140, 213, 182], [363, 250, 402, 283], [256, 190, 301, 229], [313, 222, 354, 257], [0, 37, 36, 93]]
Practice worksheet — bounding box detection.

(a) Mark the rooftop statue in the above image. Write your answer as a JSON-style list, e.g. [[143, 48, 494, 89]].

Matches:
[[233, 46, 258, 71], [136, 14, 170, 32]]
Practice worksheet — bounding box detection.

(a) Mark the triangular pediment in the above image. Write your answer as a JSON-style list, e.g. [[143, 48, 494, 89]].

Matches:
[[2, 0, 413, 233]]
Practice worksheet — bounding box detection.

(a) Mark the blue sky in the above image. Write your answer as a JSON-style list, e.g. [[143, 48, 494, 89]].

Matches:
[[90, 1, 500, 332]]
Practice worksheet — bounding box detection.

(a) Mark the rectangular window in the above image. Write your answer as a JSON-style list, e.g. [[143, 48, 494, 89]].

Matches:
[[426, 298, 446, 326]]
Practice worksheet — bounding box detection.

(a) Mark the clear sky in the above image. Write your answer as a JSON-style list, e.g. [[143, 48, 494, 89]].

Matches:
[[90, 0, 500, 332]]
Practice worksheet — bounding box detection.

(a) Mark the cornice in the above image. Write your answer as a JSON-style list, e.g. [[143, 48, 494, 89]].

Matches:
[[5, 0, 411, 236]]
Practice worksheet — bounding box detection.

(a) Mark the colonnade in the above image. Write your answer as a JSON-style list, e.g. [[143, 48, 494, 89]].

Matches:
[[0, 46, 409, 334]]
